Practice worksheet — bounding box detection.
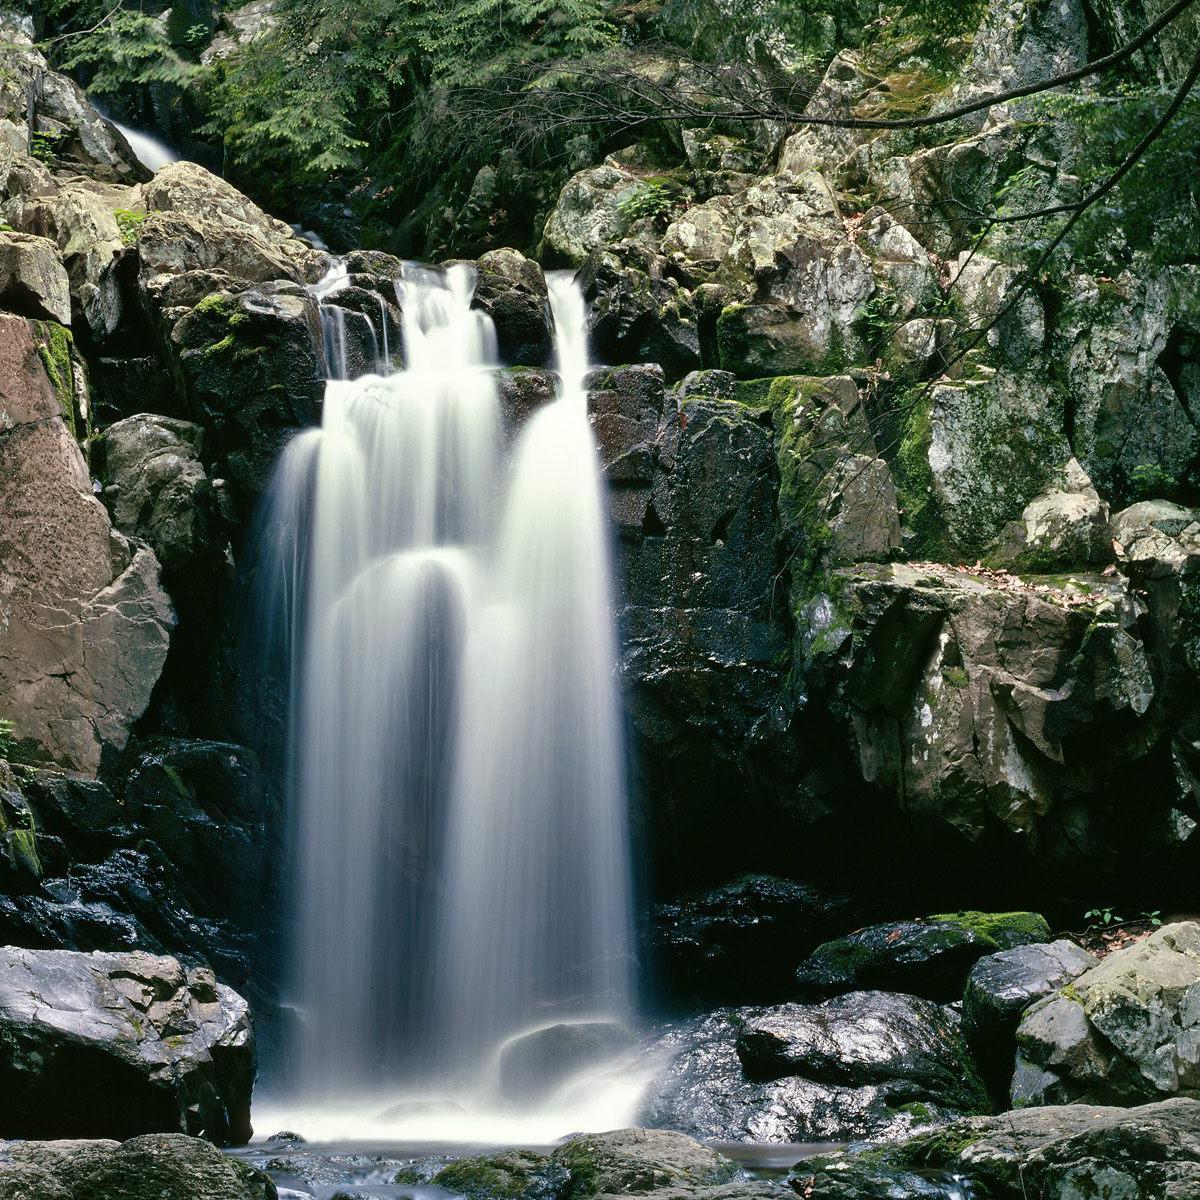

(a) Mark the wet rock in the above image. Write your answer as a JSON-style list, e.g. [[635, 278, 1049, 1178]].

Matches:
[[579, 247, 702, 379], [735, 992, 988, 1112], [793, 912, 1051, 1002], [171, 286, 324, 499], [497, 1021, 634, 1102], [0, 947, 254, 1143], [497, 367, 558, 436], [641, 1003, 982, 1145], [792, 1097, 1200, 1200], [649, 874, 859, 1005], [0, 1133, 277, 1199], [551, 1127, 743, 1196], [433, 1149, 568, 1200], [101, 414, 209, 572], [0, 314, 174, 774], [473, 247, 552, 367], [1013, 921, 1200, 1106], [0, 231, 71, 323], [962, 939, 1097, 1099]]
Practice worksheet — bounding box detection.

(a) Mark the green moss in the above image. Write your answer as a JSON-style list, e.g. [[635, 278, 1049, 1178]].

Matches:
[[7, 824, 41, 879], [113, 208, 148, 246], [929, 910, 1052, 947], [33, 322, 76, 435], [432, 1151, 556, 1200], [942, 665, 969, 688], [810, 936, 874, 973], [890, 1126, 984, 1169]]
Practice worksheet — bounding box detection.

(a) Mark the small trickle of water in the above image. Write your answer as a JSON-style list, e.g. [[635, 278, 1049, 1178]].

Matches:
[[256, 262, 639, 1139]]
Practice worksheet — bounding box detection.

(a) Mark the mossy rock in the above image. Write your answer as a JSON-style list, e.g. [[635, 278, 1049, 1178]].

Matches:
[[794, 912, 1052, 1002], [433, 1150, 567, 1200]]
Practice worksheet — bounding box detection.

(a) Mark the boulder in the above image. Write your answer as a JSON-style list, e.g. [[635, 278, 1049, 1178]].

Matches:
[[6, 181, 130, 341], [0, 947, 254, 1143], [433, 1149, 568, 1200], [170, 286, 324, 498], [962, 939, 1097, 1099], [1013, 921, 1200, 1106], [0, 1133, 276, 1199], [473, 247, 552, 367], [496, 1021, 634, 1102], [0, 315, 174, 774], [140, 162, 325, 285], [541, 160, 645, 265], [642, 1000, 985, 1145], [735, 992, 988, 1109], [793, 912, 1052, 1002], [649, 874, 858, 1005], [0, 232, 71, 324], [791, 1098, 1200, 1200], [990, 458, 1112, 570], [101, 414, 209, 573]]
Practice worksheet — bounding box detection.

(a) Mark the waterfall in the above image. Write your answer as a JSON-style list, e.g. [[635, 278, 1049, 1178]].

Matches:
[[254, 264, 642, 1139]]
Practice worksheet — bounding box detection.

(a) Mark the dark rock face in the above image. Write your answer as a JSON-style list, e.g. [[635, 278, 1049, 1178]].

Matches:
[[793, 912, 1052, 1003], [473, 248, 552, 367], [648, 875, 859, 1006], [791, 1098, 1200, 1200], [962, 939, 1097, 1100], [640, 995, 987, 1144], [0, 1134, 277, 1200], [0, 948, 254, 1144]]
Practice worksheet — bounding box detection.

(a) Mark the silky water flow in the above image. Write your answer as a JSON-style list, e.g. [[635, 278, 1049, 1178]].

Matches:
[[252, 264, 647, 1140]]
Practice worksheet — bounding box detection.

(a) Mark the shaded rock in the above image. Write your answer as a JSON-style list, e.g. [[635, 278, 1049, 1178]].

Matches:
[[735, 992, 988, 1114], [990, 458, 1112, 570], [101, 414, 209, 572], [649, 874, 858, 1005], [962, 939, 1097, 1099], [497, 367, 558, 437], [0, 1133, 276, 1199], [1013, 921, 1200, 1106], [641, 1005, 981, 1145], [0, 947, 254, 1144], [171, 286, 324, 499], [791, 1097, 1200, 1200], [473, 247, 552, 367], [1055, 268, 1200, 506], [579, 247, 702, 379], [804, 561, 1173, 886], [793, 913, 1051, 1002], [497, 1022, 634, 1102], [773, 374, 901, 567], [0, 315, 174, 774], [89, 355, 183, 424], [0, 232, 71, 323]]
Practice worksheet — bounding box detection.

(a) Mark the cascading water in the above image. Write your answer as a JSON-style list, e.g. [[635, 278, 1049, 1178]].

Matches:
[[254, 263, 644, 1139]]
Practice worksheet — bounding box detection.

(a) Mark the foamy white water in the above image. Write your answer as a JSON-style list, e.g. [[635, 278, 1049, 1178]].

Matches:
[[255, 264, 639, 1137], [107, 116, 179, 171]]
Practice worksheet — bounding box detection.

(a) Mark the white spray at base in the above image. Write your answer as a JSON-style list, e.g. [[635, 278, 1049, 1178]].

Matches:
[[255, 265, 648, 1141]]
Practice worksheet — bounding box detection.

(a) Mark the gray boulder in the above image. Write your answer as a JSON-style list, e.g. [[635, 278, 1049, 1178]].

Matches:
[[0, 1133, 275, 1199], [0, 232, 71, 324], [641, 995, 986, 1144], [963, 939, 1097, 1097], [541, 160, 645, 264], [1013, 921, 1200, 1106], [791, 1097, 1200, 1200], [102, 414, 209, 572], [0, 948, 254, 1144], [473, 247, 552, 367]]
